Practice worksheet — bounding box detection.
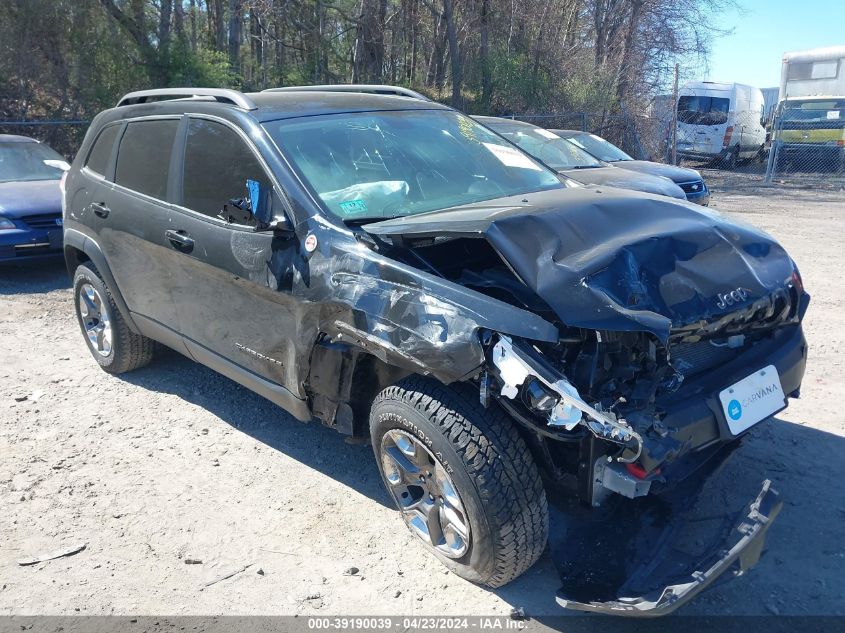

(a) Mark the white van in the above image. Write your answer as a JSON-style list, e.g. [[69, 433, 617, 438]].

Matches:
[[675, 81, 766, 166]]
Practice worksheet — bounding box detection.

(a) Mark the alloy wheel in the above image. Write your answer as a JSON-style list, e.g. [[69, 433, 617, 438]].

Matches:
[[78, 283, 112, 357], [379, 428, 471, 558]]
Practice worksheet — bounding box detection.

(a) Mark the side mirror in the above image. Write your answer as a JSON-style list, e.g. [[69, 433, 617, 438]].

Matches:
[[245, 179, 293, 233], [247, 179, 262, 220], [44, 159, 71, 171]]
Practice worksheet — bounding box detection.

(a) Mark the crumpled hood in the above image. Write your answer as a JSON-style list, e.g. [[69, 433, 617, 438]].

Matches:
[[612, 160, 703, 185], [364, 187, 798, 342], [559, 165, 687, 200], [0, 179, 62, 218]]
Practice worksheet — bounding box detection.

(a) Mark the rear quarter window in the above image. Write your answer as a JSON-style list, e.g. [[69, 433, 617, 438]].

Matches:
[[84, 124, 120, 176], [115, 119, 179, 199]]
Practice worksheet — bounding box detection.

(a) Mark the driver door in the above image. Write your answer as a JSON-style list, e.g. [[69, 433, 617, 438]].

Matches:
[[166, 116, 304, 395]]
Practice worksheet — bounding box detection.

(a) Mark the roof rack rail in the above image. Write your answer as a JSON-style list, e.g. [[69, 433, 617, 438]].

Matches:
[[263, 84, 431, 102], [116, 88, 257, 110]]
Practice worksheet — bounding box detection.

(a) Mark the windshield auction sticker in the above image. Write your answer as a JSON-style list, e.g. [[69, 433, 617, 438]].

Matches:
[[482, 143, 542, 171]]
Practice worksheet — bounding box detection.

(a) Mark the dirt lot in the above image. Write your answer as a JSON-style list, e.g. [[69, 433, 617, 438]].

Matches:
[[1, 172, 844, 620]]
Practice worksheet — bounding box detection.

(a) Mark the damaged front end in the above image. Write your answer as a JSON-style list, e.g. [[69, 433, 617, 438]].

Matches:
[[364, 186, 810, 616], [487, 333, 648, 499], [483, 311, 807, 509], [365, 187, 809, 505], [482, 328, 795, 616]]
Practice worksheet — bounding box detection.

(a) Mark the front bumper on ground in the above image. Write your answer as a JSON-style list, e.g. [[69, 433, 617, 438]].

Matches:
[[549, 322, 805, 616], [556, 479, 782, 616]]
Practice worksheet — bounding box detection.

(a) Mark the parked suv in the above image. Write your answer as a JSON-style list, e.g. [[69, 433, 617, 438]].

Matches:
[[64, 86, 809, 616]]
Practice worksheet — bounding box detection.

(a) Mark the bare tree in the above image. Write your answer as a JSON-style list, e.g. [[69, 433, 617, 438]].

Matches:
[[228, 0, 243, 71], [353, 0, 387, 82]]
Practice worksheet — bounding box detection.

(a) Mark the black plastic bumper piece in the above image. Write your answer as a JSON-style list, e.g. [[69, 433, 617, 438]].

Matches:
[[556, 479, 782, 617]]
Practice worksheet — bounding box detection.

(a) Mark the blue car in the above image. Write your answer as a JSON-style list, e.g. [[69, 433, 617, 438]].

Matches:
[[0, 134, 69, 263]]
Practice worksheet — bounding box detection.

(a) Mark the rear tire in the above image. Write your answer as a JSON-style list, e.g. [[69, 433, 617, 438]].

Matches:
[[73, 263, 155, 374], [722, 146, 739, 170], [370, 375, 549, 588]]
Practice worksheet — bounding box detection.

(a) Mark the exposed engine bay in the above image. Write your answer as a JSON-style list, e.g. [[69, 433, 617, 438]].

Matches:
[[370, 201, 808, 508]]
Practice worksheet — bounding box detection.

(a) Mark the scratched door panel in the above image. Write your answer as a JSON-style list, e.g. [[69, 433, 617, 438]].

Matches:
[[166, 212, 306, 393]]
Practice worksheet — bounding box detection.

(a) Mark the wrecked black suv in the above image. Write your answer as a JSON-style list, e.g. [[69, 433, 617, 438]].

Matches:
[[63, 86, 808, 616]]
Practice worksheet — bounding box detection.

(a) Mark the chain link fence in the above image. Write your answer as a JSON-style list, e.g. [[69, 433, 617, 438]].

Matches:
[[0, 120, 90, 159], [3, 111, 668, 165], [508, 102, 845, 194], [503, 112, 666, 162], [765, 98, 845, 188]]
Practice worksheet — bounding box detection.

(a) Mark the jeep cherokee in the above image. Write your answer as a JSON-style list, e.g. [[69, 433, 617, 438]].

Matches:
[[62, 86, 809, 616]]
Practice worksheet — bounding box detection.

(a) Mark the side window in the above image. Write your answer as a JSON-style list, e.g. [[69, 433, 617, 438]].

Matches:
[[85, 125, 120, 176], [788, 62, 812, 81], [115, 119, 179, 199], [182, 119, 271, 222]]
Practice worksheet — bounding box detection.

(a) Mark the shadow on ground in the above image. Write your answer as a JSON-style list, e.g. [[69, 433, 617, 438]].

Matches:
[[0, 259, 69, 294], [697, 167, 845, 203], [120, 347, 393, 509], [118, 344, 845, 621]]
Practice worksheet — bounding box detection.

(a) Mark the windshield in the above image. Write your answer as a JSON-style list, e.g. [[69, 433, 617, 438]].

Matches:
[[0, 142, 68, 183], [780, 99, 845, 123], [563, 132, 632, 162], [677, 95, 730, 125], [485, 123, 604, 170], [263, 110, 562, 221]]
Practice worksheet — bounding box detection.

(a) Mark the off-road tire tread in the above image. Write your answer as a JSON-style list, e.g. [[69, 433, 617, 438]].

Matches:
[[74, 264, 155, 374], [374, 375, 549, 587]]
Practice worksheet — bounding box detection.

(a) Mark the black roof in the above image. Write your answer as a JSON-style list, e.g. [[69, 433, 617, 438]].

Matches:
[[247, 91, 449, 122]]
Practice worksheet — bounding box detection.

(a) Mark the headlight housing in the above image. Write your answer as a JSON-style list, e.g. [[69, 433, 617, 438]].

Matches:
[[0, 218, 16, 230]]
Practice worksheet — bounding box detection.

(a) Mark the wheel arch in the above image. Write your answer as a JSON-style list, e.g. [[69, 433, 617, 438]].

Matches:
[[64, 228, 140, 334], [306, 338, 417, 437]]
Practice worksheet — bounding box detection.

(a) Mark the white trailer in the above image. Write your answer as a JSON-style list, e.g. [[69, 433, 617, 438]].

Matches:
[[771, 46, 845, 173], [779, 46, 845, 101]]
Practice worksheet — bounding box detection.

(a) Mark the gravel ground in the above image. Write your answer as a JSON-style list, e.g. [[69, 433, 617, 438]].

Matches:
[[1, 175, 843, 621]]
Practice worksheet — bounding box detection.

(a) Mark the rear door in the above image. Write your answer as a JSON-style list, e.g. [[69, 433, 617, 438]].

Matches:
[[93, 117, 183, 333], [166, 116, 304, 394], [677, 92, 731, 155]]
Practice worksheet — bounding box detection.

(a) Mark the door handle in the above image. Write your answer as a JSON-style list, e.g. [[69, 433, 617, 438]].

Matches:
[[165, 229, 194, 252], [91, 202, 110, 218]]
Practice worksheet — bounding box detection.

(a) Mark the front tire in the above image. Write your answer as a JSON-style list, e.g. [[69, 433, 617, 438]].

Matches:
[[73, 264, 155, 374], [370, 376, 548, 587]]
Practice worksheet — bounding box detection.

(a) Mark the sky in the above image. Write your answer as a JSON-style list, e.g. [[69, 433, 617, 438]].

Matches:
[[702, 0, 845, 89]]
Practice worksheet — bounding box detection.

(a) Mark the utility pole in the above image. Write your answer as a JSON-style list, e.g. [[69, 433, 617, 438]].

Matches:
[[671, 63, 679, 165]]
